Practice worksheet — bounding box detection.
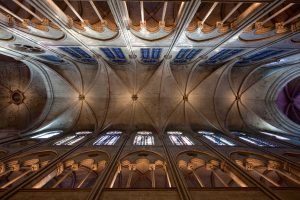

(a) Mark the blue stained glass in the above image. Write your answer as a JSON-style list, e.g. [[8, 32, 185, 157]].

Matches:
[[38, 55, 64, 63], [93, 131, 122, 145], [141, 48, 150, 59], [185, 49, 201, 60], [204, 135, 236, 146], [100, 48, 115, 59], [140, 48, 162, 64], [112, 48, 126, 59], [100, 48, 127, 63], [175, 49, 190, 59], [72, 47, 92, 58], [59, 47, 82, 59], [58, 47, 97, 64], [239, 136, 278, 147], [173, 49, 202, 63], [232, 131, 278, 147], [206, 49, 244, 64], [238, 49, 286, 64], [167, 131, 194, 146], [151, 48, 162, 59]]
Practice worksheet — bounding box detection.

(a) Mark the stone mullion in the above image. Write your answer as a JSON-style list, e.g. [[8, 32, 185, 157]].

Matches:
[[0, 133, 98, 200], [158, 134, 193, 200], [87, 134, 129, 200], [190, 132, 281, 200]]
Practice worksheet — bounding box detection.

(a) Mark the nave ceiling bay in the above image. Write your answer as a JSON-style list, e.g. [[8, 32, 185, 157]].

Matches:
[[0, 52, 299, 138], [0, 0, 299, 138]]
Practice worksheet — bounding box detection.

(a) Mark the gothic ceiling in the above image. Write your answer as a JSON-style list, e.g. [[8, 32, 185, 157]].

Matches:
[[0, 0, 299, 138]]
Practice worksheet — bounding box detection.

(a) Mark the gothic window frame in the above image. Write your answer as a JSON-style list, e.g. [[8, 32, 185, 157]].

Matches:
[[198, 131, 236, 146], [93, 131, 122, 146], [54, 131, 92, 146], [31, 130, 63, 139], [133, 131, 155, 146], [232, 132, 278, 147], [167, 131, 194, 146], [260, 131, 291, 141]]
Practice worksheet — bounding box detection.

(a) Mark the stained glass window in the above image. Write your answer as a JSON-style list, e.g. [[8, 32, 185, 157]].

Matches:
[[59, 47, 96, 64], [205, 49, 243, 64], [238, 136, 277, 147], [260, 132, 290, 141], [31, 131, 62, 139], [173, 49, 202, 63], [198, 131, 235, 146], [93, 131, 122, 145], [100, 48, 127, 63], [140, 48, 162, 64], [133, 131, 154, 145], [232, 132, 278, 147], [168, 131, 194, 146], [54, 135, 85, 146], [76, 131, 93, 135]]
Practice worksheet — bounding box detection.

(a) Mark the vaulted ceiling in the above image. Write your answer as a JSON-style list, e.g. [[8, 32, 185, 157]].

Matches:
[[0, 0, 299, 138]]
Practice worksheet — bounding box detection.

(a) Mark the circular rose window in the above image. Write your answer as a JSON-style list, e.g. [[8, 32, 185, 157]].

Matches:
[[276, 77, 300, 125]]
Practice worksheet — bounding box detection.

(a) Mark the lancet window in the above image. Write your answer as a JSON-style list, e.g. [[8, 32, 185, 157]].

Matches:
[[110, 151, 171, 188], [54, 131, 91, 146], [231, 152, 300, 187], [168, 131, 194, 146], [260, 131, 291, 141], [0, 151, 56, 189], [198, 131, 235, 146], [177, 151, 248, 188], [133, 131, 154, 145], [32, 151, 108, 189], [93, 131, 122, 146], [31, 131, 63, 139], [232, 132, 278, 147]]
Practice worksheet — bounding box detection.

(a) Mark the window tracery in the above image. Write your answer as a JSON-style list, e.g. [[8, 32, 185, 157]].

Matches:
[[140, 48, 162, 64], [133, 131, 155, 145], [93, 131, 122, 146], [31, 131, 63, 139], [173, 48, 202, 63], [167, 131, 194, 146], [232, 132, 278, 147], [54, 131, 91, 146], [100, 48, 127, 63], [260, 131, 291, 141], [54, 135, 85, 146], [58, 47, 97, 64], [198, 131, 235, 146]]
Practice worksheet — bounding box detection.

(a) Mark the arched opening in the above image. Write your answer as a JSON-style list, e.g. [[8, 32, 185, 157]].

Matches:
[[110, 150, 171, 188], [0, 151, 57, 189], [230, 152, 300, 187], [177, 151, 247, 188], [32, 150, 109, 189]]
